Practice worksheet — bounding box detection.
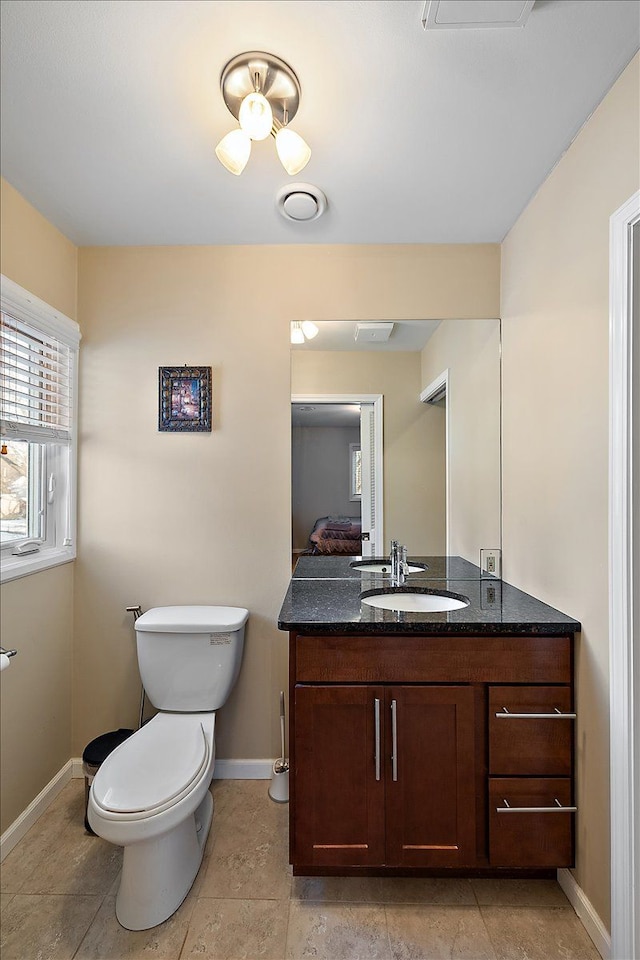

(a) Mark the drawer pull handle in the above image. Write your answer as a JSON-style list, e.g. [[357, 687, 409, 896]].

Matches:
[[496, 707, 576, 719], [391, 698, 398, 782], [374, 697, 381, 782], [497, 798, 577, 814]]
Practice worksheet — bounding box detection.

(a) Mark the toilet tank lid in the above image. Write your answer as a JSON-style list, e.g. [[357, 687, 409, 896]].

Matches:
[[134, 605, 249, 634]]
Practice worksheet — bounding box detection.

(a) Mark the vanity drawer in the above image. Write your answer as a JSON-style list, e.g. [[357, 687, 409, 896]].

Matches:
[[489, 778, 574, 868], [489, 686, 573, 776], [294, 635, 572, 684]]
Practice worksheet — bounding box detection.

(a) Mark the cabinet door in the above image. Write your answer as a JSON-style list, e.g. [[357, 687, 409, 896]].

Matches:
[[293, 684, 386, 867], [385, 686, 477, 867]]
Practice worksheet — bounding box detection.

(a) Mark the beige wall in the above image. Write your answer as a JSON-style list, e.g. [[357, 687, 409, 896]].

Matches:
[[421, 320, 501, 564], [0, 177, 77, 831], [501, 54, 640, 927], [0, 179, 77, 319], [292, 350, 445, 553], [75, 244, 499, 761]]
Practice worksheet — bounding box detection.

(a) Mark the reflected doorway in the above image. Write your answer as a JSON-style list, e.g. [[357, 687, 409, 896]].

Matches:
[[291, 394, 384, 562]]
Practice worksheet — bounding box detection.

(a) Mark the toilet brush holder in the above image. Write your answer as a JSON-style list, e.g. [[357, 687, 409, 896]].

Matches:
[[269, 690, 289, 803], [268, 759, 289, 803]]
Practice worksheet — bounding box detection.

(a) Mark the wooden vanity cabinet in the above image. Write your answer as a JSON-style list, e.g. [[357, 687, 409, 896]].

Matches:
[[294, 683, 479, 869], [289, 631, 575, 876]]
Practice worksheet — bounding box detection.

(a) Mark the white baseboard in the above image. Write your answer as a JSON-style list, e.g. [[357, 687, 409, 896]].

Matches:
[[70, 756, 273, 780], [558, 868, 611, 960], [0, 760, 74, 862], [213, 759, 273, 779], [72, 757, 85, 778]]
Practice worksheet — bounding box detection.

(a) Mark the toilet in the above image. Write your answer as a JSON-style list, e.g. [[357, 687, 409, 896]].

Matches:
[[88, 605, 248, 930]]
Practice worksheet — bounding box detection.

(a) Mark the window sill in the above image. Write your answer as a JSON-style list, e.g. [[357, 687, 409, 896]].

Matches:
[[0, 546, 76, 584]]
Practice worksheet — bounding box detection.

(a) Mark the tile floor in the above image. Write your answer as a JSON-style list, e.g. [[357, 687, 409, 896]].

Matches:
[[0, 778, 602, 960]]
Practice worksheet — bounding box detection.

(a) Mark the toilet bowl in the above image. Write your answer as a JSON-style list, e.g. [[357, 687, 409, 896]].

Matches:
[[89, 712, 216, 929], [87, 605, 248, 930]]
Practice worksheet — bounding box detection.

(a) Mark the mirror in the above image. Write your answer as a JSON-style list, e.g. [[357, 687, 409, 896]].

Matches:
[[291, 319, 501, 569]]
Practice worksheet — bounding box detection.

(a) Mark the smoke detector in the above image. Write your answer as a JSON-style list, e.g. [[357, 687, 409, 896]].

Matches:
[[277, 183, 327, 222]]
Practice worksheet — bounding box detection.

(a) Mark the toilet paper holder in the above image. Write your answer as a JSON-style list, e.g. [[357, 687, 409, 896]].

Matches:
[[0, 646, 17, 658]]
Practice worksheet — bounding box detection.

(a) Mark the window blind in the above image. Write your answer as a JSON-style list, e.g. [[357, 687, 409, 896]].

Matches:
[[0, 310, 74, 443]]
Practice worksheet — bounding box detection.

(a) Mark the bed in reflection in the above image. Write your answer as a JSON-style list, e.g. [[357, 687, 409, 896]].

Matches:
[[306, 516, 362, 555]]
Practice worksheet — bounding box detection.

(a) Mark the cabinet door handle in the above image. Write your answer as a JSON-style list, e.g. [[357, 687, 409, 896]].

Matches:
[[497, 798, 577, 813], [374, 697, 381, 781], [496, 707, 576, 719], [391, 698, 398, 782]]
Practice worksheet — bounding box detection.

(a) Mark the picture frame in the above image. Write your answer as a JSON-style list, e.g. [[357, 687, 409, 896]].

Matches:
[[158, 366, 212, 432]]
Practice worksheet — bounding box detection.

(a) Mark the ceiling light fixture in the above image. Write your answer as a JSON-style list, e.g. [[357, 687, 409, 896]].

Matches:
[[215, 52, 311, 177], [290, 320, 319, 344]]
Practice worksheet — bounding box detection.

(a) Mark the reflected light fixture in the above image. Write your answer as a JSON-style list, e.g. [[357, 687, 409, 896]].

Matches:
[[290, 321, 319, 344], [216, 52, 312, 177]]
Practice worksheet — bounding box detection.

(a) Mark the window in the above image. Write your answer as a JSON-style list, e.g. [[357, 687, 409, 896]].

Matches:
[[0, 276, 80, 581], [349, 442, 362, 501]]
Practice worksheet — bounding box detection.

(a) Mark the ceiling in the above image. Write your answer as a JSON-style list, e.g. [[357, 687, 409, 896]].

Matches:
[[291, 320, 440, 351], [292, 403, 361, 428], [1, 0, 638, 248]]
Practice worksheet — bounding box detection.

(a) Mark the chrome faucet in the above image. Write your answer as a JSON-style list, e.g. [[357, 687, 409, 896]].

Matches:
[[389, 541, 409, 586], [390, 540, 399, 582]]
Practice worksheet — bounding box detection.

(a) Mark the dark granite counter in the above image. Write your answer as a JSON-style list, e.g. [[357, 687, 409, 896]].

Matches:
[[291, 554, 482, 581], [278, 556, 581, 636]]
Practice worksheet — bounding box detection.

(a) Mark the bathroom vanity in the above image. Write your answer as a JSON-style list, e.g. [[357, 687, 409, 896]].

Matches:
[[278, 557, 580, 877]]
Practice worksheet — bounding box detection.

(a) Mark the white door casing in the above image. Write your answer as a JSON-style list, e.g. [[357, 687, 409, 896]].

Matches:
[[609, 189, 640, 960], [359, 402, 377, 557]]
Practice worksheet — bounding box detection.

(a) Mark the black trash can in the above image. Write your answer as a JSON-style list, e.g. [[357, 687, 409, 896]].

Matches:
[[82, 728, 135, 833]]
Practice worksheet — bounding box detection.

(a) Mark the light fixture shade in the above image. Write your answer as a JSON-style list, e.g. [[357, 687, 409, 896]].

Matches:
[[215, 129, 251, 175], [275, 127, 312, 175], [290, 322, 305, 344], [239, 92, 273, 141], [301, 320, 319, 340]]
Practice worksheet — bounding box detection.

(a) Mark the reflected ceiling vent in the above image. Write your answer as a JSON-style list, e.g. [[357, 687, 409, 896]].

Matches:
[[422, 0, 534, 30], [277, 183, 327, 222], [354, 322, 394, 343]]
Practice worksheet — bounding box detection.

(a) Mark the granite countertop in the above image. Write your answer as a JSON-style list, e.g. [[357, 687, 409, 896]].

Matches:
[[278, 556, 581, 636]]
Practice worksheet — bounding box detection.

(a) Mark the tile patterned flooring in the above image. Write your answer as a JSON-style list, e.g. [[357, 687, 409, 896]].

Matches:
[[0, 778, 602, 959]]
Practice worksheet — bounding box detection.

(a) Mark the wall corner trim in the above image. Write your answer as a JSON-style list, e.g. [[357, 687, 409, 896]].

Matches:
[[557, 869, 610, 960]]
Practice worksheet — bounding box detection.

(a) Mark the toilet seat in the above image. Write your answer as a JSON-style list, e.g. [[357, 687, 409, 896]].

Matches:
[[92, 714, 210, 820]]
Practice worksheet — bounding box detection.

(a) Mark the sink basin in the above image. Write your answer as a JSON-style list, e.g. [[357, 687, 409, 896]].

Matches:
[[350, 560, 427, 575], [361, 588, 470, 613]]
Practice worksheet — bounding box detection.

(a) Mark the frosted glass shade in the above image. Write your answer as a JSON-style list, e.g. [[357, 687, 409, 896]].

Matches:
[[275, 128, 312, 175], [215, 129, 251, 175], [301, 321, 319, 340], [238, 92, 273, 141]]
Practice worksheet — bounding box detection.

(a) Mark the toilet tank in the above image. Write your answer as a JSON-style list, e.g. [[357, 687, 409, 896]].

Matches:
[[134, 605, 249, 711]]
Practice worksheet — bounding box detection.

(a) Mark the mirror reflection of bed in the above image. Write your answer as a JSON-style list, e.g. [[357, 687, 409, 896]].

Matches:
[[306, 515, 362, 556], [291, 402, 362, 568]]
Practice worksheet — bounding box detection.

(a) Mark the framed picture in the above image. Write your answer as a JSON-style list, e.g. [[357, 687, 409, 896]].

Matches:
[[158, 366, 212, 432]]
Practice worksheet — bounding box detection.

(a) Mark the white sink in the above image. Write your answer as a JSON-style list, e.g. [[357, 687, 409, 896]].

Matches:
[[361, 589, 470, 613], [351, 560, 427, 575]]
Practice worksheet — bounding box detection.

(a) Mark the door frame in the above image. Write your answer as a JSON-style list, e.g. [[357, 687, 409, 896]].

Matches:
[[291, 393, 384, 555], [609, 189, 639, 960], [419, 369, 450, 554]]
